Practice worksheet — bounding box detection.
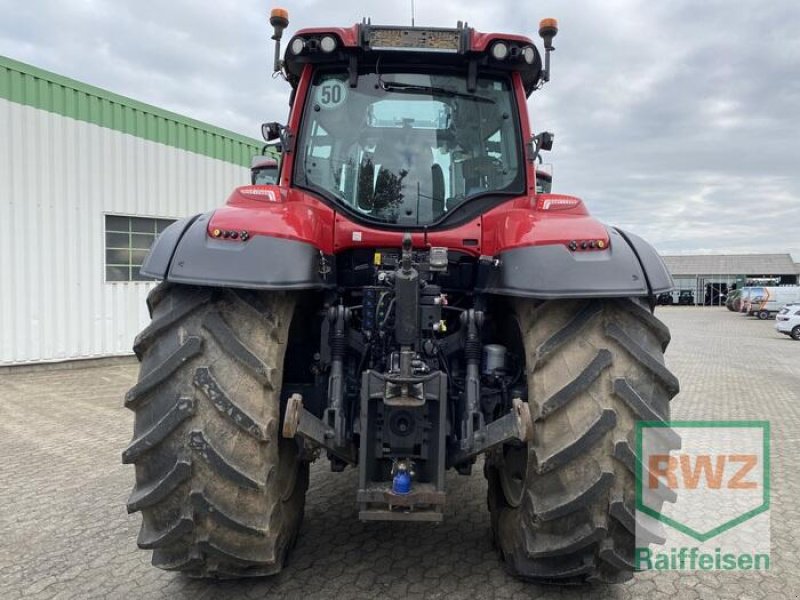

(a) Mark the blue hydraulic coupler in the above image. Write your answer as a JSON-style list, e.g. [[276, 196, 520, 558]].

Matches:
[[392, 469, 412, 495]]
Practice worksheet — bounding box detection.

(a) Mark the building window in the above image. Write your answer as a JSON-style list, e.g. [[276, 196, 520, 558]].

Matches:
[[105, 215, 176, 282]]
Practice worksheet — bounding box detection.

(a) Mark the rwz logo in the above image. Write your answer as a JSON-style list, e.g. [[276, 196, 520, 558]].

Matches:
[[636, 421, 770, 544], [648, 453, 758, 490]]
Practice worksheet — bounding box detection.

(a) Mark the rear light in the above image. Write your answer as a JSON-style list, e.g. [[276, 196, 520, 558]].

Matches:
[[237, 186, 280, 202], [537, 197, 581, 211], [567, 238, 609, 252], [211, 228, 250, 241]]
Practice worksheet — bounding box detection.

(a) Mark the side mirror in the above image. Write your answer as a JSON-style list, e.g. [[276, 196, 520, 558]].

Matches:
[[261, 122, 283, 142], [528, 131, 555, 163], [537, 131, 554, 152]]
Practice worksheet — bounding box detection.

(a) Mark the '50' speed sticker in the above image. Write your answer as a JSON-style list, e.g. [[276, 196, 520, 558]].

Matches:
[[315, 79, 347, 110]]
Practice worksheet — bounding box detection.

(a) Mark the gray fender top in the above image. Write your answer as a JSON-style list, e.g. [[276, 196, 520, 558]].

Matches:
[[479, 227, 674, 299]]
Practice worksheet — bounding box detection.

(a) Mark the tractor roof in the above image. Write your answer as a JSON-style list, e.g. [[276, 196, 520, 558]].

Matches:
[[283, 23, 544, 95]]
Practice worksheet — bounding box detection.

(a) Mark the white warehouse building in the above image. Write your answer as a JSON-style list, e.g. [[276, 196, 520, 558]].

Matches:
[[0, 55, 263, 365]]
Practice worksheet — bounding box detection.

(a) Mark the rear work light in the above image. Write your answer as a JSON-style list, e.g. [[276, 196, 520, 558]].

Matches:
[[491, 41, 509, 60], [489, 40, 537, 64], [320, 35, 337, 53], [289, 34, 340, 55], [522, 46, 536, 64]]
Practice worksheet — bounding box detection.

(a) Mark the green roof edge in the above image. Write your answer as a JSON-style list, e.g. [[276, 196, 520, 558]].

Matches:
[[0, 54, 264, 167]]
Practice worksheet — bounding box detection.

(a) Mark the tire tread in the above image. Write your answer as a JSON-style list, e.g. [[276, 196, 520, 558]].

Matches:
[[488, 298, 679, 583]]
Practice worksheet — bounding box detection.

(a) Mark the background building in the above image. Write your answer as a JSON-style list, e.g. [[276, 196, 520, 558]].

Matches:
[[0, 55, 265, 365], [661, 254, 799, 305]]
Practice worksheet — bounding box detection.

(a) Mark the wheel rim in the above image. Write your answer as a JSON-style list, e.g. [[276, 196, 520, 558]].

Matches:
[[499, 444, 529, 508]]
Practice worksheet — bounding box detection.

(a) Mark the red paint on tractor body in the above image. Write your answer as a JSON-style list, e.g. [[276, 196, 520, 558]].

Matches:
[[209, 186, 336, 253], [209, 187, 610, 257]]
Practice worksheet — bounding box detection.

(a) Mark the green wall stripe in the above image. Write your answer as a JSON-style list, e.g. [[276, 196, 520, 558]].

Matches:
[[0, 54, 267, 168]]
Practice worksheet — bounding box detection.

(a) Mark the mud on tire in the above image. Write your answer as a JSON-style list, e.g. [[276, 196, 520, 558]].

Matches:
[[487, 298, 680, 584], [123, 283, 308, 577]]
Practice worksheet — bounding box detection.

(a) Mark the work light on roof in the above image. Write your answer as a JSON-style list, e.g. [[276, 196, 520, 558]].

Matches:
[[522, 46, 535, 64], [490, 41, 509, 60], [290, 37, 305, 54], [320, 35, 337, 53]]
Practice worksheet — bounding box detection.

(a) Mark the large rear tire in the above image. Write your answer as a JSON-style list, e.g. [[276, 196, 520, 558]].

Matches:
[[487, 298, 679, 584], [123, 283, 308, 578]]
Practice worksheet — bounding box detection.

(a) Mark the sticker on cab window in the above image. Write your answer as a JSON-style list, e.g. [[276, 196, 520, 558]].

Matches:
[[315, 79, 347, 110]]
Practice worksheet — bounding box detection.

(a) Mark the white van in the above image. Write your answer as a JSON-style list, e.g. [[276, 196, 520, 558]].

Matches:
[[750, 286, 800, 319], [739, 287, 762, 314]]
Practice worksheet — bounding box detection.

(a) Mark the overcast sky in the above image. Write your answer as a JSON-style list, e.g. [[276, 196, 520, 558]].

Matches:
[[2, 0, 798, 260]]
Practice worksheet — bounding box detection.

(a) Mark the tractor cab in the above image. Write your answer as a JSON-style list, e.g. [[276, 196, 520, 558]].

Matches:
[[262, 15, 558, 227]]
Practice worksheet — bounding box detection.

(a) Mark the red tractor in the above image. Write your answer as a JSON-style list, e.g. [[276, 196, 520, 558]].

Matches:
[[124, 9, 679, 584]]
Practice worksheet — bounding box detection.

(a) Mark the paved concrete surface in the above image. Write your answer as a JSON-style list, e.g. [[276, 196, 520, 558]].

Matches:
[[1, 307, 799, 599]]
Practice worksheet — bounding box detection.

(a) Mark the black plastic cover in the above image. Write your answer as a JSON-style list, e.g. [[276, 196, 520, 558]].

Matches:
[[480, 227, 673, 299], [140, 214, 199, 279], [613, 228, 674, 294]]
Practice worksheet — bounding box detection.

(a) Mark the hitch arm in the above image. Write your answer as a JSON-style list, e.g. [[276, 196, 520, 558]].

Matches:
[[283, 394, 357, 465], [450, 398, 533, 467]]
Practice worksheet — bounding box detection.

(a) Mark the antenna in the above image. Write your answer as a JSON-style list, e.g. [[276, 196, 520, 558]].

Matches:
[[411, 0, 415, 26]]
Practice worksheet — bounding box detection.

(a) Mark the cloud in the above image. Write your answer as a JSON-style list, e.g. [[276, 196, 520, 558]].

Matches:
[[1, 0, 797, 260]]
